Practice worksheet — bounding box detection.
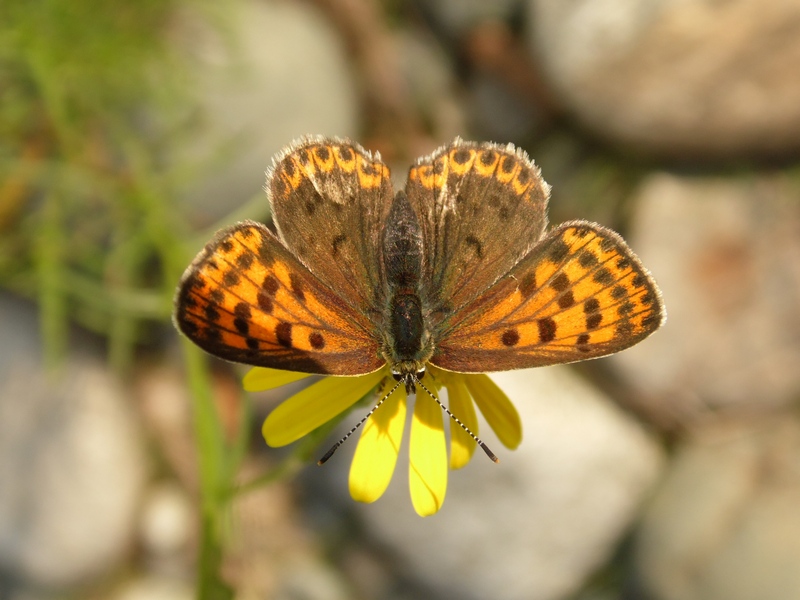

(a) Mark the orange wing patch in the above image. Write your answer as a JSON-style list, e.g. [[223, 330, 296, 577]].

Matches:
[[407, 143, 539, 204], [174, 221, 384, 375], [431, 221, 665, 372], [274, 141, 390, 196]]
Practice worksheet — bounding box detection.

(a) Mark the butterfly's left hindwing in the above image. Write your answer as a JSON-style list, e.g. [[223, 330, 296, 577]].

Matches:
[[430, 222, 665, 372], [174, 221, 384, 375]]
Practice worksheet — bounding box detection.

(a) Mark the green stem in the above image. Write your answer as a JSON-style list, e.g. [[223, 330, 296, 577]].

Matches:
[[35, 190, 67, 372], [182, 340, 233, 599]]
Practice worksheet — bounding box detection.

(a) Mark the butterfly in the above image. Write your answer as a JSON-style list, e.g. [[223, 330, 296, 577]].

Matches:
[[174, 137, 664, 393]]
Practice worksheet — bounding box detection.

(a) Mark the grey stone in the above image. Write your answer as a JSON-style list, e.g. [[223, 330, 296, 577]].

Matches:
[[414, 0, 522, 39], [635, 416, 800, 600], [274, 558, 353, 600], [527, 0, 800, 158], [611, 173, 800, 423], [397, 30, 467, 147], [467, 72, 540, 143], [173, 0, 359, 224], [0, 294, 148, 589]]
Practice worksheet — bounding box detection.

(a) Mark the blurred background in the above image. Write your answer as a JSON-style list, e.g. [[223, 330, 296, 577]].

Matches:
[[2, 0, 800, 599]]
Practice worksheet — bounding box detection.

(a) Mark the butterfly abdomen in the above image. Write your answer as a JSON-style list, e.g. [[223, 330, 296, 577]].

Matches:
[[390, 293, 424, 358]]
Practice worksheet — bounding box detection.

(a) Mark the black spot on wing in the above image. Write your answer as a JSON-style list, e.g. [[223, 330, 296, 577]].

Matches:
[[538, 317, 556, 342]]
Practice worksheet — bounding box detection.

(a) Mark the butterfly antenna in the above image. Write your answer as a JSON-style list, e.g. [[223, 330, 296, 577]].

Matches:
[[317, 378, 404, 466], [415, 378, 499, 463]]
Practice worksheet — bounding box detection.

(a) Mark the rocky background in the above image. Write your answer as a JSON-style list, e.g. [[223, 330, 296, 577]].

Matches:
[[2, 0, 800, 599]]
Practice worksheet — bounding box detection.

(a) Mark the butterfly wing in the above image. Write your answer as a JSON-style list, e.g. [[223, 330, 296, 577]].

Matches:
[[430, 221, 665, 372], [268, 137, 394, 315], [174, 221, 384, 375], [404, 139, 550, 314]]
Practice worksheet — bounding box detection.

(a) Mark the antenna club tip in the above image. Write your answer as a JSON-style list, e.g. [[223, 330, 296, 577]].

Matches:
[[318, 445, 338, 465], [479, 442, 499, 463]]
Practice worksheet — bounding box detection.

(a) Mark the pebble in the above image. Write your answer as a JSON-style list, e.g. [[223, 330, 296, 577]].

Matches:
[[635, 416, 800, 600], [0, 294, 148, 590], [172, 0, 360, 225], [611, 172, 800, 425], [526, 0, 800, 158]]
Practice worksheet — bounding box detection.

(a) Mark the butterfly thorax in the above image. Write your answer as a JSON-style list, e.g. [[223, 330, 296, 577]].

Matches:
[[381, 191, 433, 383]]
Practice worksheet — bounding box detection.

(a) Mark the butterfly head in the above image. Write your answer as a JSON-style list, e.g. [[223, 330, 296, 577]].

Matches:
[[391, 361, 427, 395]]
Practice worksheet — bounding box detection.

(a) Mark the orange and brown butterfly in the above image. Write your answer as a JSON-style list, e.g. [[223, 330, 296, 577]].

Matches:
[[173, 136, 665, 515]]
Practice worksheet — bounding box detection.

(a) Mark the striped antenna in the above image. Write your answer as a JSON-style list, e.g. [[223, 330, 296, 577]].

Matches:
[[317, 373, 499, 465], [317, 378, 403, 465], [415, 377, 498, 463]]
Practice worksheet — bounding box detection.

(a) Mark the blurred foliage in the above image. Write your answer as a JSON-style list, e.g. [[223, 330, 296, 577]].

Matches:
[[0, 2, 251, 598], [0, 0, 199, 370]]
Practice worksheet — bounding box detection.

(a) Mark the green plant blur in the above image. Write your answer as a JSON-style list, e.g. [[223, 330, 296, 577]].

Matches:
[[0, 2, 251, 597]]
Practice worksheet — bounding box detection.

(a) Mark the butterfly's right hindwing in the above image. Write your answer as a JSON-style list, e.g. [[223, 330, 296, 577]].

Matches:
[[430, 222, 665, 372]]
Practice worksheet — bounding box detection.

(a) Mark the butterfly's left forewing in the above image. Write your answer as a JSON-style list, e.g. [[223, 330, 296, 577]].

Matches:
[[174, 221, 384, 375], [430, 221, 665, 372]]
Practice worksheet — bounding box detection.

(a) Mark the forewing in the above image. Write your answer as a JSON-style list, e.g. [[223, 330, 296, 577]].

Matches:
[[269, 137, 394, 314], [404, 138, 550, 314], [431, 221, 665, 372], [174, 221, 384, 375]]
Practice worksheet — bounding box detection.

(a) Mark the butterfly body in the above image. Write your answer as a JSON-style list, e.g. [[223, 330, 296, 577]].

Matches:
[[174, 137, 664, 381], [381, 190, 433, 385]]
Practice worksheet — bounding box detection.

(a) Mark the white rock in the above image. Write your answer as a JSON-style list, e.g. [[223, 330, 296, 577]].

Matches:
[[635, 417, 800, 600], [139, 482, 194, 563], [0, 328, 147, 588], [173, 0, 359, 223], [527, 0, 800, 157], [611, 173, 800, 423]]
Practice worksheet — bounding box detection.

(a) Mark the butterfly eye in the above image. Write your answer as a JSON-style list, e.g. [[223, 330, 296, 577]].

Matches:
[[416, 368, 426, 380]]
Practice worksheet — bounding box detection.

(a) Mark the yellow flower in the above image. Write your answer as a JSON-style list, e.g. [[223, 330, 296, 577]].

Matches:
[[245, 365, 522, 517]]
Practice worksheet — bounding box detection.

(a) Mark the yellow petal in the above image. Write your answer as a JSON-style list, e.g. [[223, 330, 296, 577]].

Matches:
[[464, 374, 522, 449], [243, 367, 310, 392], [444, 375, 479, 470], [349, 381, 407, 503], [409, 393, 447, 516], [262, 370, 385, 447]]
